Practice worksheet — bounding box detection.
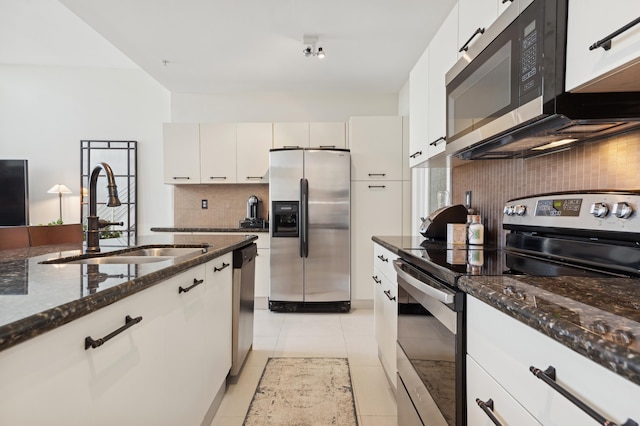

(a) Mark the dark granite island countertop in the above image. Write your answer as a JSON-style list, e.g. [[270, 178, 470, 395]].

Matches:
[[0, 233, 257, 352], [459, 275, 640, 386], [151, 226, 269, 233]]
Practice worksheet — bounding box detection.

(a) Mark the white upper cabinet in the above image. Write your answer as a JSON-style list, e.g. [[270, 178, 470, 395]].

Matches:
[[457, 0, 498, 59], [409, 47, 430, 167], [236, 122, 272, 183], [163, 123, 200, 184], [200, 123, 237, 184], [497, 0, 517, 17], [273, 122, 309, 149], [428, 4, 459, 159], [349, 116, 403, 181], [565, 0, 640, 92], [309, 122, 346, 149]]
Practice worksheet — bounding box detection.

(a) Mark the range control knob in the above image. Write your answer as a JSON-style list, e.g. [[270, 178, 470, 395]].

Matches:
[[514, 205, 527, 216], [589, 202, 609, 218], [503, 205, 515, 216], [612, 202, 634, 219]]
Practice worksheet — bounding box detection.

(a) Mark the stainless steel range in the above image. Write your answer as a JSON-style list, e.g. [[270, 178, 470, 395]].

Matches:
[[395, 190, 640, 426]]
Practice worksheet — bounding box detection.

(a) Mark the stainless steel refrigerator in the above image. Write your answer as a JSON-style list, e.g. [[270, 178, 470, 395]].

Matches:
[[269, 148, 351, 312]]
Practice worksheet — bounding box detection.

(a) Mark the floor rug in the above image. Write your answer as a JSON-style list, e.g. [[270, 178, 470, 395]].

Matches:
[[243, 357, 358, 426]]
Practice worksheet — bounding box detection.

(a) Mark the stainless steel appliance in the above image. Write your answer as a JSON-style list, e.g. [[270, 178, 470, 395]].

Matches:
[[239, 195, 267, 229], [445, 0, 640, 160], [395, 190, 640, 426], [419, 204, 468, 239], [269, 148, 351, 312], [230, 243, 256, 377]]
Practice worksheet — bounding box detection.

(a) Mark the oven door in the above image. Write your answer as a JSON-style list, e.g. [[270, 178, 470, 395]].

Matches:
[[394, 259, 465, 426]]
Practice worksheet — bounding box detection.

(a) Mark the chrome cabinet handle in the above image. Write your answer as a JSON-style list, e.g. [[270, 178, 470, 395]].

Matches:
[[590, 17, 640, 51], [214, 262, 230, 272], [459, 27, 485, 52], [85, 315, 143, 350], [530, 366, 638, 426], [383, 289, 396, 302], [409, 150, 422, 159], [377, 254, 389, 262], [476, 398, 503, 426], [179, 278, 204, 293], [429, 136, 446, 146], [372, 275, 382, 284]]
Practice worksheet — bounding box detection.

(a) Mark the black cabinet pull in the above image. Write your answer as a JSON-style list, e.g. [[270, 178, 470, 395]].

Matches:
[[501, 0, 513, 3], [179, 278, 204, 293], [429, 136, 446, 146], [589, 17, 640, 51], [459, 27, 486, 52], [530, 366, 638, 426], [368, 173, 386, 177], [208, 176, 227, 180], [368, 185, 386, 189], [85, 315, 143, 350], [383, 289, 396, 301], [372, 275, 382, 284], [246, 176, 263, 180], [377, 254, 389, 262], [214, 262, 230, 272], [409, 150, 422, 159], [319, 145, 336, 148], [283, 145, 301, 149], [172, 176, 191, 180], [476, 398, 503, 426]]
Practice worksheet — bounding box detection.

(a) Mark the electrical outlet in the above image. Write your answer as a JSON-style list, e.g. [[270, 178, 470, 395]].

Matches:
[[201, 199, 208, 209]]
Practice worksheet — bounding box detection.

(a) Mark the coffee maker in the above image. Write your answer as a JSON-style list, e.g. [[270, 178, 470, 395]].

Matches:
[[239, 195, 267, 228]]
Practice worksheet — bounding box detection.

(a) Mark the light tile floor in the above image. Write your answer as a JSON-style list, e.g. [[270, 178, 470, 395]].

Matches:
[[210, 308, 397, 426]]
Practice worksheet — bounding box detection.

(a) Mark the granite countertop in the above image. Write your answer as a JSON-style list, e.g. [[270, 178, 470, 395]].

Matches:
[[373, 235, 640, 386], [0, 233, 257, 352], [151, 226, 269, 233], [459, 275, 640, 386]]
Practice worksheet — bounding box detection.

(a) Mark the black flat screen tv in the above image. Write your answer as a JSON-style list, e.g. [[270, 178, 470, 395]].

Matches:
[[0, 159, 29, 226]]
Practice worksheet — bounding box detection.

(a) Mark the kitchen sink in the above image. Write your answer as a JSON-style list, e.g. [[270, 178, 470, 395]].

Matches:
[[41, 245, 208, 265]]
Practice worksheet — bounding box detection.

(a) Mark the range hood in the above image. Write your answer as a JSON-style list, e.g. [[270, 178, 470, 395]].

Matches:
[[454, 92, 640, 160]]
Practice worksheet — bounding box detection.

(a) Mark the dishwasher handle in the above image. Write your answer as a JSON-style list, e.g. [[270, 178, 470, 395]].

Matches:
[[394, 260, 455, 304]]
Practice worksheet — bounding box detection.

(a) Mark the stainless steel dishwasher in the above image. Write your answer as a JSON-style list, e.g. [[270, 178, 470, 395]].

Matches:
[[230, 243, 257, 377]]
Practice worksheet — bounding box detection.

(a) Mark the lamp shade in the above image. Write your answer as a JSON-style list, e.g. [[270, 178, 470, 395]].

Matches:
[[47, 184, 72, 194]]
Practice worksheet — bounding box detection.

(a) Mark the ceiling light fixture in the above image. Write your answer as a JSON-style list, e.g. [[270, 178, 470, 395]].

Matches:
[[302, 35, 325, 59]]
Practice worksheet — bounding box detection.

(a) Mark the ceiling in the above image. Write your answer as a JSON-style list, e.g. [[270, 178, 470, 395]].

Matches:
[[4, 0, 457, 95]]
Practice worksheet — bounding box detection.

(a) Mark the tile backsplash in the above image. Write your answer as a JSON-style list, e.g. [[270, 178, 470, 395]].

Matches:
[[174, 184, 269, 228], [452, 131, 640, 245]]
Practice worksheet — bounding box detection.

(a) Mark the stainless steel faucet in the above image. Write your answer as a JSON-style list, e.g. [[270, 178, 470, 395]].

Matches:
[[86, 162, 123, 253]]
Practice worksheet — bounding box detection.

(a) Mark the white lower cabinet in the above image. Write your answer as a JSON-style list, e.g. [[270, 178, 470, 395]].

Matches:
[[467, 295, 640, 426], [0, 256, 235, 425], [373, 243, 398, 388]]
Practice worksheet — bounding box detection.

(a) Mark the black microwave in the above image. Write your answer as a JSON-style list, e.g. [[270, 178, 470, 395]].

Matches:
[[445, 0, 640, 160]]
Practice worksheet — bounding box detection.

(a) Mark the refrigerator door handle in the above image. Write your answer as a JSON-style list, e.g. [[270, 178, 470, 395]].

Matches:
[[300, 178, 309, 258]]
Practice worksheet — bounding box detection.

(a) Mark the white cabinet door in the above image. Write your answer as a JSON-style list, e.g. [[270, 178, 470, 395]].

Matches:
[[162, 264, 215, 426], [310, 122, 346, 148], [163, 123, 200, 184], [409, 47, 430, 167], [467, 355, 542, 426], [497, 0, 516, 17], [205, 254, 233, 387], [256, 248, 270, 299], [236, 123, 272, 184], [200, 123, 237, 184], [349, 116, 403, 180], [458, 0, 497, 59], [373, 266, 397, 387], [428, 4, 458, 159], [351, 181, 402, 300], [0, 281, 166, 425], [273, 122, 309, 149], [566, 0, 640, 92]]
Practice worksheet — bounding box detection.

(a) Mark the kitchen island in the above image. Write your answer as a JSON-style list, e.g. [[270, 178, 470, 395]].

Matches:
[[0, 233, 257, 425]]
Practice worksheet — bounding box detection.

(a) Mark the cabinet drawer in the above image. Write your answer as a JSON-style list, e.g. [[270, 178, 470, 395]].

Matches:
[[467, 296, 640, 425], [374, 243, 398, 281], [467, 355, 542, 426]]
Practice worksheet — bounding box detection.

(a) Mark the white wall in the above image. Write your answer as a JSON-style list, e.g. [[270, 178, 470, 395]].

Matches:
[[171, 92, 399, 122], [0, 65, 171, 233]]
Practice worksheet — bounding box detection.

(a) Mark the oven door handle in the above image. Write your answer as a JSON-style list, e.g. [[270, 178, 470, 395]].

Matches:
[[394, 261, 455, 304]]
